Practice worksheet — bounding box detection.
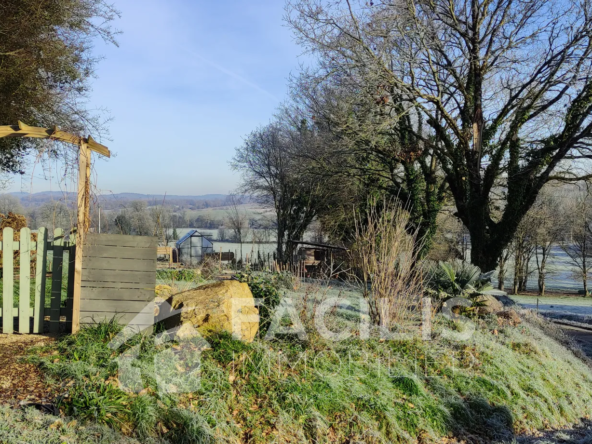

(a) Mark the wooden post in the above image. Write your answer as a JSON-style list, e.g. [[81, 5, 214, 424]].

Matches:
[[33, 228, 48, 333], [19, 227, 31, 333], [71, 141, 91, 334], [2, 227, 14, 334]]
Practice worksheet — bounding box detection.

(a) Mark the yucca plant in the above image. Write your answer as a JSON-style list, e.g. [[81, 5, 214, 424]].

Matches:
[[427, 260, 494, 299]]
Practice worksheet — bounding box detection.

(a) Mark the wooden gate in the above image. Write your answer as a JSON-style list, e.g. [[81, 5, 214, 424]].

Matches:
[[0, 229, 158, 335], [0, 227, 75, 334]]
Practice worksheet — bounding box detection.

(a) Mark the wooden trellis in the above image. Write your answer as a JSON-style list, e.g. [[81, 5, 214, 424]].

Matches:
[[0, 121, 110, 333]]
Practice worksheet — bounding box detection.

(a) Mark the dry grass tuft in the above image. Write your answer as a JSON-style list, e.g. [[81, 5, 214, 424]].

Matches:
[[351, 199, 424, 329]]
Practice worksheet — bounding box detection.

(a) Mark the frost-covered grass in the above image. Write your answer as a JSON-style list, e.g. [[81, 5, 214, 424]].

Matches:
[[17, 283, 592, 443], [0, 405, 144, 444]]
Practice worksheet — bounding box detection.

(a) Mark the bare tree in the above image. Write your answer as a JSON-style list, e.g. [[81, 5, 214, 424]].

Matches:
[[562, 187, 592, 296], [36, 201, 75, 232], [497, 246, 513, 291], [511, 218, 536, 294], [225, 194, 250, 260], [217, 226, 227, 241], [287, 0, 592, 271], [0, 194, 23, 215], [125, 201, 153, 236], [232, 121, 326, 263], [532, 190, 564, 295], [150, 202, 173, 245]]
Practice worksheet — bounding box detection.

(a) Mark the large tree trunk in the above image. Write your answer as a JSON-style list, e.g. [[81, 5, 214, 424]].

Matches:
[[498, 267, 505, 291], [512, 253, 522, 295], [538, 273, 545, 296], [276, 224, 285, 264]]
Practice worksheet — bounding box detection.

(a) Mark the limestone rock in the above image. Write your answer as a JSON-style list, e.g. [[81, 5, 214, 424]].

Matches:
[[161, 280, 259, 342], [475, 294, 504, 315]]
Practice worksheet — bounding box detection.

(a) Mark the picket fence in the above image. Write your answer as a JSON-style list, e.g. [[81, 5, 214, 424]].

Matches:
[[0, 227, 75, 335]]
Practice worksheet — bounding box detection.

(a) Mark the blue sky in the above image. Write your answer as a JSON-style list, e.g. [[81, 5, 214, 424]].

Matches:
[[8, 0, 301, 196]]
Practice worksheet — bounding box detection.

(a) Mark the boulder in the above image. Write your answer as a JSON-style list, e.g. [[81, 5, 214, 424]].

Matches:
[[479, 289, 516, 307], [160, 280, 259, 342], [496, 309, 521, 325], [474, 294, 504, 315]]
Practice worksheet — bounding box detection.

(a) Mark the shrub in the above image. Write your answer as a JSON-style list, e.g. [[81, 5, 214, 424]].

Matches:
[[156, 269, 198, 282], [426, 260, 493, 298], [234, 271, 282, 336]]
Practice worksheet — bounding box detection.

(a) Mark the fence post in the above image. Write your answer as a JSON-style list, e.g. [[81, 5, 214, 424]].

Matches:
[[19, 227, 31, 334], [49, 228, 64, 334], [33, 227, 48, 334], [2, 227, 14, 334], [72, 141, 91, 334]]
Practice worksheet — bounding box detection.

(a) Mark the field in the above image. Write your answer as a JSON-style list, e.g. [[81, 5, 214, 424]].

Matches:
[[510, 295, 592, 318], [183, 203, 274, 225]]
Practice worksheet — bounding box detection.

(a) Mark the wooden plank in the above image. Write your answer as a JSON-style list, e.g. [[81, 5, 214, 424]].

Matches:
[[33, 228, 48, 333], [82, 256, 156, 272], [65, 246, 76, 332], [84, 233, 157, 249], [19, 228, 31, 333], [80, 299, 153, 313], [81, 269, 156, 284], [86, 135, 110, 158], [0, 123, 110, 157], [49, 228, 64, 334], [2, 227, 14, 334], [83, 245, 157, 260], [71, 142, 90, 334], [0, 307, 17, 317], [79, 311, 153, 326], [79, 288, 155, 301], [81, 281, 154, 290]]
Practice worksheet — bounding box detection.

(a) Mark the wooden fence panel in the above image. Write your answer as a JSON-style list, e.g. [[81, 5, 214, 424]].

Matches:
[[33, 227, 48, 333], [1, 228, 152, 335], [80, 233, 156, 332]]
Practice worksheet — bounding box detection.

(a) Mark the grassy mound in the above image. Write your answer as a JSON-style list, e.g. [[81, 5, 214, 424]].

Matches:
[[16, 287, 592, 443]]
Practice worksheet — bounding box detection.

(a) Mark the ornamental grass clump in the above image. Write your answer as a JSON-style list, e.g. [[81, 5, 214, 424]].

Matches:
[[351, 199, 424, 329]]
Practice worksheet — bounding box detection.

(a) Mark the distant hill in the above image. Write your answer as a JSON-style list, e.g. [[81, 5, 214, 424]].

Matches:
[[9, 191, 227, 201], [5, 191, 231, 210]]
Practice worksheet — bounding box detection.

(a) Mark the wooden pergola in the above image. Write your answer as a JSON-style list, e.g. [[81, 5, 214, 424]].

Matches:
[[0, 121, 111, 333]]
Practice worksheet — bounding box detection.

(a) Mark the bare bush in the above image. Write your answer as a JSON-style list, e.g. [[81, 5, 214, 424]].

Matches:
[[351, 200, 424, 328]]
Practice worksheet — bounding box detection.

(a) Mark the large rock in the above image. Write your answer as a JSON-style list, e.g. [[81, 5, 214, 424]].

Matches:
[[496, 309, 521, 325], [160, 280, 259, 342], [474, 294, 504, 315]]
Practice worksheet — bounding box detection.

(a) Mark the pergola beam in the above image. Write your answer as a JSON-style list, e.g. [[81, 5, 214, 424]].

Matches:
[[0, 121, 110, 157], [0, 121, 110, 334]]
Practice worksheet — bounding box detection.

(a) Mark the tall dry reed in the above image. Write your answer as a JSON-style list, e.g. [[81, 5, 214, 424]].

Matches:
[[351, 199, 424, 328]]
